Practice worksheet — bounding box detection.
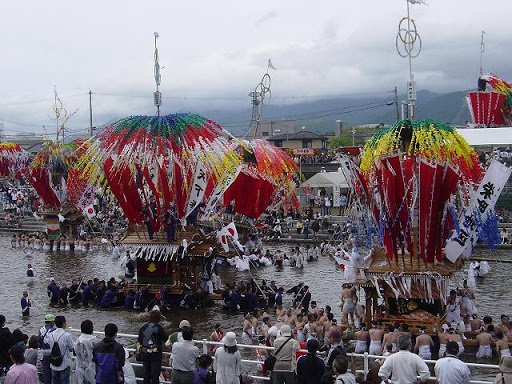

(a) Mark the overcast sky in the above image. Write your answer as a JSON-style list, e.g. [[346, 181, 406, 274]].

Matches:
[[1, 0, 511, 137]]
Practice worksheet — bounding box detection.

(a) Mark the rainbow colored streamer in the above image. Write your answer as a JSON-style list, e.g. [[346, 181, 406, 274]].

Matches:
[[360, 119, 483, 183]]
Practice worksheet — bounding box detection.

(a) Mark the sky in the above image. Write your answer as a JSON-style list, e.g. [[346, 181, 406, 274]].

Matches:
[[0, 0, 511, 137]]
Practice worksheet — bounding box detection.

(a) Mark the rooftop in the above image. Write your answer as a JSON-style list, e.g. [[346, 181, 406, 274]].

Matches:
[[267, 130, 328, 141]]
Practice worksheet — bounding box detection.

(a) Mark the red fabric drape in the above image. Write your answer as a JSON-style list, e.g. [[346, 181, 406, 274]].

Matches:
[[143, 166, 161, 231], [104, 158, 143, 224], [223, 172, 276, 219], [418, 161, 436, 262], [29, 168, 61, 208], [173, 162, 187, 219], [158, 159, 172, 213]]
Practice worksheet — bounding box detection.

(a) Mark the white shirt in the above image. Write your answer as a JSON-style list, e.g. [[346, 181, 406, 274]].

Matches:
[[378, 350, 430, 384], [434, 355, 470, 384], [171, 340, 199, 371], [47, 328, 74, 371]]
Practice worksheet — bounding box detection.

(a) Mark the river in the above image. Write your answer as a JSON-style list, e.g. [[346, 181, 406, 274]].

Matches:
[[0, 235, 509, 379]]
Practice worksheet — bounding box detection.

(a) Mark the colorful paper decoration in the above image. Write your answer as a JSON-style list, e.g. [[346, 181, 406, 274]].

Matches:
[[354, 119, 484, 263], [0, 142, 29, 179]]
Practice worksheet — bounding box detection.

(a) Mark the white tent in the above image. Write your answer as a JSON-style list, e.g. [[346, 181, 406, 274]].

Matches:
[[301, 171, 349, 189], [456, 127, 512, 146]]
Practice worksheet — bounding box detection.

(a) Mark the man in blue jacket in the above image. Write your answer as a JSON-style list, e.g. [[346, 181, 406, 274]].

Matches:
[[93, 323, 125, 384], [100, 287, 119, 308], [47, 278, 60, 305]]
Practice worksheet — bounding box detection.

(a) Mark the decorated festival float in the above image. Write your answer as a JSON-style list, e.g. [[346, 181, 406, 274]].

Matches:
[[0, 143, 31, 228], [28, 140, 87, 239], [467, 73, 512, 127], [0, 142, 30, 181], [339, 118, 511, 334], [72, 112, 297, 305]]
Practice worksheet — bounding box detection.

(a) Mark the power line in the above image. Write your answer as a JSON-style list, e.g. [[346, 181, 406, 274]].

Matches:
[[0, 92, 87, 107], [92, 89, 395, 102], [220, 101, 392, 127]]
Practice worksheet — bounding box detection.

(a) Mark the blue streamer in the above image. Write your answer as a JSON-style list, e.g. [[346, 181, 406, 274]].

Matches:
[[447, 204, 460, 235], [478, 210, 501, 250], [378, 213, 386, 245]]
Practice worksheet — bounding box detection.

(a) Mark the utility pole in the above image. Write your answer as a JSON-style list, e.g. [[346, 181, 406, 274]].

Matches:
[[89, 90, 93, 137], [394, 86, 400, 122]]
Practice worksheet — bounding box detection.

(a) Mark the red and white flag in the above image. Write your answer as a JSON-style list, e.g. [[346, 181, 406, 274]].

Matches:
[[83, 204, 96, 219], [217, 222, 239, 252], [224, 222, 239, 241]]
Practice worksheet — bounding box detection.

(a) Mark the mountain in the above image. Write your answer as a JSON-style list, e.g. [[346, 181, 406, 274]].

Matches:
[[195, 89, 472, 136]]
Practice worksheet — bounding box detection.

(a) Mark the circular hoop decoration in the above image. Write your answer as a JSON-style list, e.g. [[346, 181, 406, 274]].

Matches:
[[260, 73, 271, 93], [396, 17, 422, 59]]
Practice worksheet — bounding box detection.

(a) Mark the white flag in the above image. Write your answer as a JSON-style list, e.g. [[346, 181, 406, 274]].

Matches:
[[83, 204, 96, 219], [217, 222, 239, 252], [217, 227, 230, 252], [185, 162, 208, 218], [203, 167, 241, 218], [445, 160, 511, 262]]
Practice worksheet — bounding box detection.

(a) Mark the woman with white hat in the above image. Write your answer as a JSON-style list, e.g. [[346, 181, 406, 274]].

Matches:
[[213, 332, 243, 384], [495, 356, 512, 384]]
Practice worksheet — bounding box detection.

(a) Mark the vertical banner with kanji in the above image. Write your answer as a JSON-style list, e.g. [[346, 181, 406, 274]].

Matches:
[[202, 167, 241, 218], [445, 160, 511, 262], [333, 185, 341, 207], [184, 162, 208, 218]]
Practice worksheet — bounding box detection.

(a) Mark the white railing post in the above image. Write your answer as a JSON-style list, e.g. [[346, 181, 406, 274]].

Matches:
[[363, 352, 369, 380], [202, 338, 208, 355]]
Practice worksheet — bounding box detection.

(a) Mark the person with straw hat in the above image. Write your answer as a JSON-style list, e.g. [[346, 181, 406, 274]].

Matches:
[[495, 356, 512, 384], [213, 332, 242, 384]]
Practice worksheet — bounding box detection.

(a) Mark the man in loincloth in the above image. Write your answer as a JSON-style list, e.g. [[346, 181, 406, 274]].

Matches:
[[414, 326, 434, 360], [242, 312, 256, 345], [458, 280, 476, 327], [369, 321, 384, 356], [354, 324, 369, 353], [381, 325, 399, 354], [476, 325, 495, 359], [340, 283, 357, 325]]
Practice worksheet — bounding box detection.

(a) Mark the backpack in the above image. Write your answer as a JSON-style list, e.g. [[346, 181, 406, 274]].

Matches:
[[50, 333, 64, 366]]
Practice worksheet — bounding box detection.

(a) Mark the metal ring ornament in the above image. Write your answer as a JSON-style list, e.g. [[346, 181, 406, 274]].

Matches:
[[396, 17, 422, 59], [260, 73, 271, 93], [154, 48, 161, 86], [254, 73, 272, 107], [262, 89, 272, 106]]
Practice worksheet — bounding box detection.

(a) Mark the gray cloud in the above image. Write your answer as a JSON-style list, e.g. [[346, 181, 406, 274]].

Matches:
[[254, 11, 278, 27], [0, 0, 511, 136]]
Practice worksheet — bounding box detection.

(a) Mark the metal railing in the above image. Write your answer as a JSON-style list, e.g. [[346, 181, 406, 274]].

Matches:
[[68, 328, 501, 383]]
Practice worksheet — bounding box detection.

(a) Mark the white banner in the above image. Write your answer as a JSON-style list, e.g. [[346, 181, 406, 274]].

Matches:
[[333, 185, 341, 207], [445, 160, 511, 262], [202, 167, 241, 218], [184, 162, 208, 218], [339, 155, 355, 187]]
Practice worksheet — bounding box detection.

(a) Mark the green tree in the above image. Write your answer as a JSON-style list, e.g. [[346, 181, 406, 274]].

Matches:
[[329, 135, 352, 149]]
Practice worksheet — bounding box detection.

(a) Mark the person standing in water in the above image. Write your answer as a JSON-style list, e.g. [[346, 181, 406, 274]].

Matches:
[[21, 291, 31, 317]]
